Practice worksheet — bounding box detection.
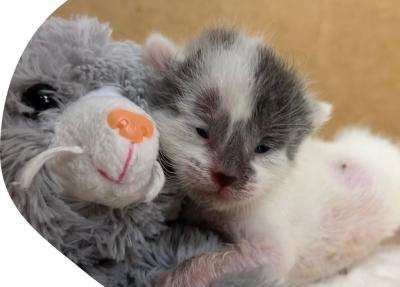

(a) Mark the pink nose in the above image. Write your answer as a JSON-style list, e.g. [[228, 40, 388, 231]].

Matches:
[[211, 171, 237, 189]]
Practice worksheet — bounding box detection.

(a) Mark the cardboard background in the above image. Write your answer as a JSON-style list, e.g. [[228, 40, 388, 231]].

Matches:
[[53, 0, 400, 138]]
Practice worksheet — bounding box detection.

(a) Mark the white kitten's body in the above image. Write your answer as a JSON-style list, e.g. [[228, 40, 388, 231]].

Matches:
[[185, 128, 400, 285]]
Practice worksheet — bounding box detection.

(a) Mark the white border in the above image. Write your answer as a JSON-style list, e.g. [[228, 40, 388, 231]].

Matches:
[[0, 1, 100, 286]]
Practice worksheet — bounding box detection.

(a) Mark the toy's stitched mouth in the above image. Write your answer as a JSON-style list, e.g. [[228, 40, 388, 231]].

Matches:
[[97, 142, 136, 184]]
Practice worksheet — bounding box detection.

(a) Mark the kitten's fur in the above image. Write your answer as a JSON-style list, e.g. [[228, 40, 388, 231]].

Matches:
[[145, 27, 330, 211], [144, 27, 400, 286]]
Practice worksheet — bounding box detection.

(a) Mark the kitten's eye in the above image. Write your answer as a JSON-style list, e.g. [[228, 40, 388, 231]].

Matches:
[[21, 83, 58, 112], [196, 128, 209, 139], [255, 144, 270, 154]]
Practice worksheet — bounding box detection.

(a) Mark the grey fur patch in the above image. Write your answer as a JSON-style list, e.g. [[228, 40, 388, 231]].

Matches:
[[252, 46, 314, 159], [193, 87, 225, 123], [146, 71, 183, 114], [202, 26, 238, 49]]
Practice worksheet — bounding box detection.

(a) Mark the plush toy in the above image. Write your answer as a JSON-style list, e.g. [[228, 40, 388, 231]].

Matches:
[[15, 85, 164, 208], [1, 16, 235, 287]]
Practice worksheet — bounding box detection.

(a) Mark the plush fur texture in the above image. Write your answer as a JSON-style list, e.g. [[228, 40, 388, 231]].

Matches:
[[0, 16, 253, 287]]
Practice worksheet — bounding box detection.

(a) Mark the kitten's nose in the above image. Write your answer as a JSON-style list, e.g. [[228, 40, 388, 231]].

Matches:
[[107, 108, 154, 143], [211, 171, 237, 189]]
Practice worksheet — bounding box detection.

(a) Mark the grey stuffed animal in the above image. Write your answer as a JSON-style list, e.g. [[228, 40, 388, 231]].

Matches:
[[0, 16, 227, 286]]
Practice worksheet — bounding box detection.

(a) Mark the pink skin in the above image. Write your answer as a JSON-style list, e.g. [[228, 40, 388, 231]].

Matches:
[[335, 161, 372, 190], [96, 142, 136, 184]]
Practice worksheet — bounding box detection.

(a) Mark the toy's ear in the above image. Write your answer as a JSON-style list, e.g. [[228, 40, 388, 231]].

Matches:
[[311, 100, 332, 129], [144, 32, 179, 71]]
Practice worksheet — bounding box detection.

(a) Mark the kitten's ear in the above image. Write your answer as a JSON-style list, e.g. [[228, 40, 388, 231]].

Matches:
[[144, 32, 178, 70], [311, 101, 332, 128]]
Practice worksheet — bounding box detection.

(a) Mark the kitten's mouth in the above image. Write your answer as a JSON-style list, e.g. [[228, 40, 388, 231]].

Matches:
[[211, 191, 234, 201], [207, 185, 256, 201], [216, 186, 234, 195], [201, 185, 236, 200]]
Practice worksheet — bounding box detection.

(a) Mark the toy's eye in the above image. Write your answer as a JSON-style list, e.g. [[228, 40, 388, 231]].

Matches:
[[255, 144, 271, 154], [196, 128, 209, 139], [21, 83, 58, 112]]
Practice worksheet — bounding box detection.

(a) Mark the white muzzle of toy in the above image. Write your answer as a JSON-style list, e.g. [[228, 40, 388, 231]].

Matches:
[[16, 87, 165, 208]]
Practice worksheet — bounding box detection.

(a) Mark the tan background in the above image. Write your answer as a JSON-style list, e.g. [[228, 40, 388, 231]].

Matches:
[[53, 0, 400, 138]]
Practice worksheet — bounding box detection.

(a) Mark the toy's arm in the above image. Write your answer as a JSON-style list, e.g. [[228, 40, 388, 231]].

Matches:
[[154, 241, 278, 287]]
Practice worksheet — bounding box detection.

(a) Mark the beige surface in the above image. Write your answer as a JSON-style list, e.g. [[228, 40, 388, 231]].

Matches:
[[53, 0, 400, 138]]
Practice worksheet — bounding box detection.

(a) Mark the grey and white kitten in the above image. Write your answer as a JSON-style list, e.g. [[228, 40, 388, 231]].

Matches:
[[143, 27, 329, 286], [144, 27, 329, 212], [144, 27, 400, 287]]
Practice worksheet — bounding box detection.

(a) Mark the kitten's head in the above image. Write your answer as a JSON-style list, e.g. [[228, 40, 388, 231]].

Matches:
[[145, 27, 331, 210]]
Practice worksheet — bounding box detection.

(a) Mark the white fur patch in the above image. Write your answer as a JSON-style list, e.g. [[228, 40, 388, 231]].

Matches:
[[201, 37, 260, 124], [309, 245, 400, 287], [312, 101, 332, 128]]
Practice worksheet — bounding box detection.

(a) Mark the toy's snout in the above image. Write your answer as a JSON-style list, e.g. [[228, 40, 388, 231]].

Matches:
[[46, 87, 164, 208], [107, 108, 154, 143]]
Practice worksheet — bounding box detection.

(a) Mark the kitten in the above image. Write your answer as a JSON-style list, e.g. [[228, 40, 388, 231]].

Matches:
[[144, 27, 330, 211], [144, 27, 400, 287]]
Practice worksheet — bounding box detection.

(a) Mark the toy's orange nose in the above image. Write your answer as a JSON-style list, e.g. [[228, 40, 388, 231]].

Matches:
[[107, 108, 154, 143]]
